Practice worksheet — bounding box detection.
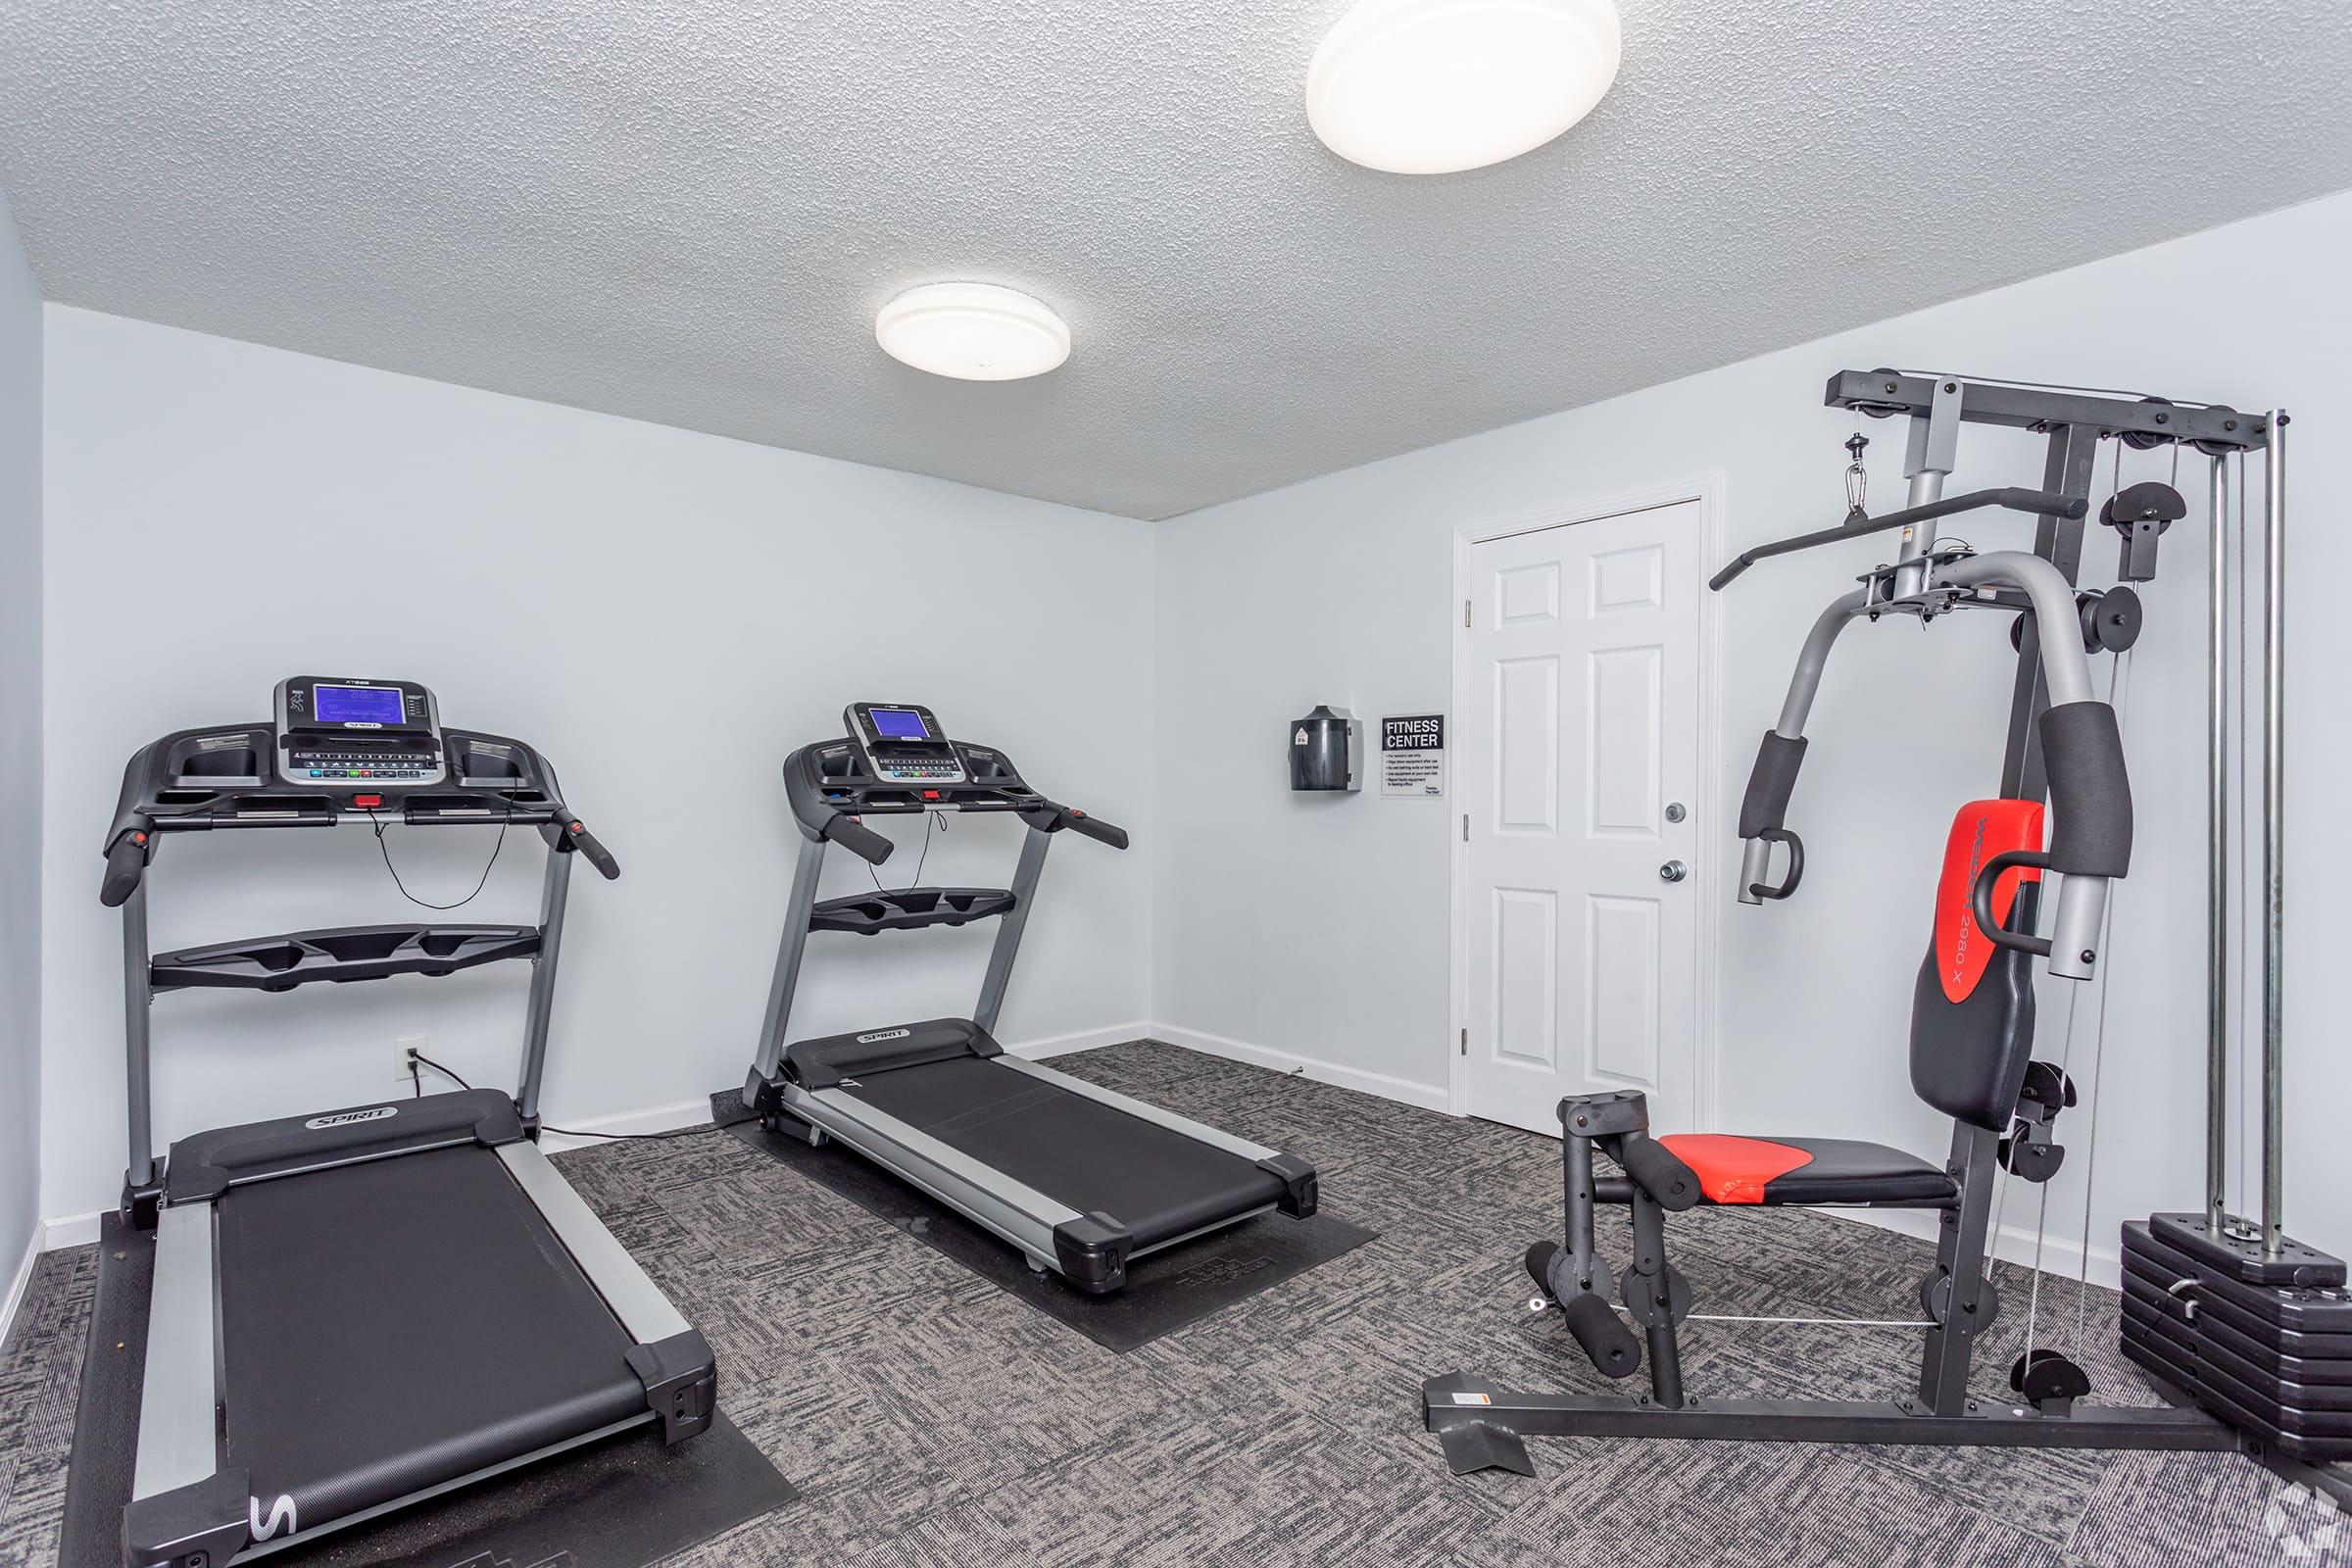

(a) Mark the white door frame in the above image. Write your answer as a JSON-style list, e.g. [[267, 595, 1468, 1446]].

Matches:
[[1447, 476, 1727, 1134]]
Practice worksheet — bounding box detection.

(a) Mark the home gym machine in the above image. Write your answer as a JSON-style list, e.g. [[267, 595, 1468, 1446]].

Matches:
[[1425, 372, 2347, 1503], [84, 677, 716, 1568], [739, 703, 1317, 1294]]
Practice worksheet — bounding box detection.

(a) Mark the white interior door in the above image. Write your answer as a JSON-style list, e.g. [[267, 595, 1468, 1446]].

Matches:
[[1460, 501, 1702, 1136]]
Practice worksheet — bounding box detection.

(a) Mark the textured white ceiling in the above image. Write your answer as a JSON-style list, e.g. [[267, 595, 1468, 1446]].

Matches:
[[3, 1, 2350, 518]]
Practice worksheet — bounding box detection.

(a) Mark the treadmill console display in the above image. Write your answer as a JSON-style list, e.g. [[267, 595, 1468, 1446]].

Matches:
[[846, 702, 968, 786], [275, 676, 449, 789], [312, 682, 409, 726]]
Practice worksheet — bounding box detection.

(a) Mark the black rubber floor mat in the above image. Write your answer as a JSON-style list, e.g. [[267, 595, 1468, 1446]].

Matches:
[[710, 1090, 1376, 1351], [60, 1213, 794, 1568]]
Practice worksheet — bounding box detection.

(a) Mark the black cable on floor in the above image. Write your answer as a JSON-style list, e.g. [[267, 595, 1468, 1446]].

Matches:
[[540, 1121, 716, 1143], [409, 1051, 715, 1142]]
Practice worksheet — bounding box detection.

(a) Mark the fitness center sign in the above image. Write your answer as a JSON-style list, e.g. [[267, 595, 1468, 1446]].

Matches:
[[1380, 712, 1446, 798]]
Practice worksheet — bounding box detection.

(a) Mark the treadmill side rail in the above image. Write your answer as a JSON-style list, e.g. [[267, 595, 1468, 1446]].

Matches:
[[994, 1054, 1289, 1167], [132, 1204, 219, 1504], [494, 1143, 720, 1445], [786, 1082, 1086, 1234], [781, 1080, 1102, 1278], [493, 1142, 693, 1345]]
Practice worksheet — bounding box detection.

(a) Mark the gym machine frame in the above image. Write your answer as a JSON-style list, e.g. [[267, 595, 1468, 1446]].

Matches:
[[738, 719, 1316, 1293], [83, 706, 714, 1568], [1426, 371, 2344, 1496]]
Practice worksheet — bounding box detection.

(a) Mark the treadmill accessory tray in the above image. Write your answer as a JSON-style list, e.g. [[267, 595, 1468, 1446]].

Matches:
[[151, 923, 540, 992], [807, 887, 1016, 935]]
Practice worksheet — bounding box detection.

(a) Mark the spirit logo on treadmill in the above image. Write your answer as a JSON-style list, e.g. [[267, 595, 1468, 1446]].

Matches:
[[303, 1105, 397, 1130], [249, 1493, 297, 1541], [854, 1029, 910, 1045]]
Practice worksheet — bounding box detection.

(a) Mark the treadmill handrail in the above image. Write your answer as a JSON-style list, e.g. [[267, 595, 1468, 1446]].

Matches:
[[780, 736, 1049, 844], [111, 711, 613, 1191], [781, 736, 1126, 860], [753, 726, 1126, 1094], [99, 723, 610, 906]]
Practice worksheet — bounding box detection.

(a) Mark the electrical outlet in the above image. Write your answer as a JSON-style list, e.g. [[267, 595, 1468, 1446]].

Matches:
[[397, 1034, 429, 1085]]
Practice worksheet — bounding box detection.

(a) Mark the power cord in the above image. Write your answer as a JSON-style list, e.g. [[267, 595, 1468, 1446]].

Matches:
[[366, 795, 516, 910], [864, 809, 945, 895], [407, 1051, 714, 1143], [410, 1050, 471, 1092]]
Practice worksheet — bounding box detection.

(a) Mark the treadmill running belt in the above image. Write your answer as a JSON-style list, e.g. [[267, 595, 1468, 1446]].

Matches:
[[217, 1146, 649, 1529], [838, 1056, 1286, 1249]]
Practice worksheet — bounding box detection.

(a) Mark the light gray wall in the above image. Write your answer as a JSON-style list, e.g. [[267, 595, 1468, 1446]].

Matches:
[[1152, 190, 2352, 1274], [0, 188, 42, 1289], [38, 307, 1154, 1221]]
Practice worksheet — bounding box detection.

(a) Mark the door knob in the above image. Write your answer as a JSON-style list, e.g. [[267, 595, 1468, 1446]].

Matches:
[[1658, 859, 1688, 883]]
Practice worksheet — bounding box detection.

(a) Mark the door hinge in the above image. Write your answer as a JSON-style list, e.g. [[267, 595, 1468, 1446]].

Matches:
[[1463, 599, 1471, 627], [1462, 813, 1469, 842], [1459, 1026, 1468, 1056]]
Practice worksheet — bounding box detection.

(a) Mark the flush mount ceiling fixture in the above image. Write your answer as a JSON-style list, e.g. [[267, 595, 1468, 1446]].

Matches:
[[874, 281, 1071, 381], [1306, 0, 1623, 174]]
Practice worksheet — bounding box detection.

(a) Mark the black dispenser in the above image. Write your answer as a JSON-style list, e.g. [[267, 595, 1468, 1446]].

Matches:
[[1289, 707, 1361, 792]]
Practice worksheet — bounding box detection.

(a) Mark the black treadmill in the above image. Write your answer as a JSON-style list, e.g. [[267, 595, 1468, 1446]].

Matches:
[[740, 703, 1317, 1293], [97, 677, 715, 1568]]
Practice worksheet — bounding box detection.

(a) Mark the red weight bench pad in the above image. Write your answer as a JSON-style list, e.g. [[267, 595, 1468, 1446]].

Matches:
[[1656, 1133, 1957, 1206]]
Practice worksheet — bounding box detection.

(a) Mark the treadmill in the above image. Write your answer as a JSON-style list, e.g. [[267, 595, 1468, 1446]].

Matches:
[[97, 677, 716, 1568], [739, 703, 1317, 1294]]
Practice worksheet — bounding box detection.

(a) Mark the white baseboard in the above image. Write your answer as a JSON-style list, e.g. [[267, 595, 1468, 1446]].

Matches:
[[1002, 1019, 1155, 1060], [1144, 1021, 1454, 1113], [1140, 1022, 2121, 1292], [543, 1026, 1151, 1148], [42, 1208, 105, 1251], [36, 1099, 727, 1238], [1836, 1202, 2125, 1293], [0, 1226, 39, 1349], [537, 1096, 716, 1153], [30, 1027, 2126, 1302]]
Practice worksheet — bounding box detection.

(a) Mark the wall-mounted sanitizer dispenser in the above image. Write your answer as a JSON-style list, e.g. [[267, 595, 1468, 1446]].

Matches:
[[1289, 706, 1361, 792]]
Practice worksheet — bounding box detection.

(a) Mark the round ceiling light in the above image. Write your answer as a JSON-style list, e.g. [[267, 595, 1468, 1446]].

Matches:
[[874, 281, 1070, 381], [1305, 0, 1622, 175]]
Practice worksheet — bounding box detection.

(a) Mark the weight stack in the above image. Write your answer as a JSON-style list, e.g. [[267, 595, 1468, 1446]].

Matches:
[[2122, 1216, 2352, 1463]]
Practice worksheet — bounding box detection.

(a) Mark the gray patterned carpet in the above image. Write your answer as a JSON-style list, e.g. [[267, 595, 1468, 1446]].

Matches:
[[0, 1042, 2329, 1566]]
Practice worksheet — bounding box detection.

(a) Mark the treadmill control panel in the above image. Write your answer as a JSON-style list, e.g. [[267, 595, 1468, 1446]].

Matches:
[[275, 676, 449, 790], [845, 703, 968, 787]]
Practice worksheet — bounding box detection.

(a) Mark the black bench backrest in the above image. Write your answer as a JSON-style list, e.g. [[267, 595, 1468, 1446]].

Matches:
[[1910, 800, 2043, 1132]]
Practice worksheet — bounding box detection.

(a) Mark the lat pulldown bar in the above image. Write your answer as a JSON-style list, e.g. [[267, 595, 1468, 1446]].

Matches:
[[1709, 488, 2086, 591]]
